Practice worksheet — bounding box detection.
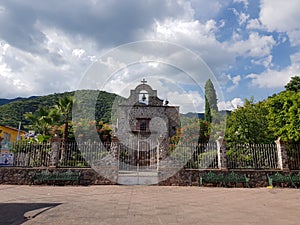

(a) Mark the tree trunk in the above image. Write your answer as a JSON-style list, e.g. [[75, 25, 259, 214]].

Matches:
[[60, 117, 69, 164]]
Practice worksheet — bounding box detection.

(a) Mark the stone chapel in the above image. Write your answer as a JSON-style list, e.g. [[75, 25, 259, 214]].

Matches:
[[115, 79, 180, 167]]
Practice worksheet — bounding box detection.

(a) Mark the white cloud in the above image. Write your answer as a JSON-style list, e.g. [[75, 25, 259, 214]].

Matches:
[[190, 0, 231, 21], [242, 1, 300, 89], [151, 19, 217, 41], [218, 98, 243, 111], [226, 75, 241, 92], [0, 27, 99, 98], [238, 12, 250, 26], [287, 30, 300, 46], [229, 32, 276, 58], [260, 0, 300, 46], [167, 91, 204, 113], [260, 0, 300, 32], [290, 52, 300, 64], [229, 8, 250, 26], [231, 97, 244, 108], [247, 52, 300, 88], [251, 55, 273, 68], [145, 19, 235, 72], [246, 52, 300, 88], [72, 49, 86, 58], [0, 42, 34, 96], [246, 19, 265, 30], [246, 69, 294, 89], [233, 0, 249, 8]]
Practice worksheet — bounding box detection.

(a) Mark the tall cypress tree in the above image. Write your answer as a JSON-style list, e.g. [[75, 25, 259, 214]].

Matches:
[[204, 96, 212, 123], [204, 79, 218, 122], [205, 79, 218, 112]]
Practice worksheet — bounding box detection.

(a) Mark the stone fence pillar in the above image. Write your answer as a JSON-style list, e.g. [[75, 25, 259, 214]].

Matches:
[[110, 136, 119, 159], [50, 134, 61, 168], [275, 139, 290, 171], [216, 137, 227, 170], [157, 136, 168, 160]]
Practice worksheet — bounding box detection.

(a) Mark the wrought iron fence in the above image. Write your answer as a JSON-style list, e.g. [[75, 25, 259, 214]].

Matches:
[[287, 143, 300, 170], [226, 143, 278, 169], [64, 141, 110, 167], [178, 142, 218, 169], [11, 141, 51, 167], [9, 141, 110, 168], [5, 141, 300, 170]]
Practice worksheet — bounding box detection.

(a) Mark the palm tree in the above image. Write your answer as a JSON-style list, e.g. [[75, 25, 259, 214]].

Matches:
[[25, 106, 60, 137], [54, 96, 74, 163]]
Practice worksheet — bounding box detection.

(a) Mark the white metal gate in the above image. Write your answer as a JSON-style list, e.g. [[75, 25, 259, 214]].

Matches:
[[117, 140, 159, 185]]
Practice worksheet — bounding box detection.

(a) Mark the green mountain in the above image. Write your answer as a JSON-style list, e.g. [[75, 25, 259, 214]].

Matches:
[[181, 110, 231, 120], [0, 96, 38, 106], [0, 90, 119, 130]]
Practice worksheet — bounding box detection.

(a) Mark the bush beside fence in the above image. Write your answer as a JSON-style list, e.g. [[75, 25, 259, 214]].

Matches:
[[287, 143, 300, 170], [226, 143, 278, 169]]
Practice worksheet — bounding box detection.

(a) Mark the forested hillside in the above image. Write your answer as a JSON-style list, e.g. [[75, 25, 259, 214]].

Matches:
[[0, 90, 119, 130], [0, 96, 38, 106]]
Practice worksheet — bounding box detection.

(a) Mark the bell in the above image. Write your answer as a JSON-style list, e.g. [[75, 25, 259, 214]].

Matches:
[[142, 93, 146, 101]]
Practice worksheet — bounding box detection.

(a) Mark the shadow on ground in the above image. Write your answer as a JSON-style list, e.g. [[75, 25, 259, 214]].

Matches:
[[0, 203, 61, 225]]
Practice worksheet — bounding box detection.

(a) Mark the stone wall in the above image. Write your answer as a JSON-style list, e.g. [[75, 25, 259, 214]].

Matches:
[[158, 169, 300, 187], [0, 167, 115, 185], [1, 167, 299, 187]]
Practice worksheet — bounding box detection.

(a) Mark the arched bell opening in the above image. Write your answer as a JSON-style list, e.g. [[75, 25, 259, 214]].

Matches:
[[138, 90, 149, 105]]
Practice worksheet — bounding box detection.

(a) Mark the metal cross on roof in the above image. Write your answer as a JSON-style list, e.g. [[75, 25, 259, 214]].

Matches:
[[141, 78, 147, 84]]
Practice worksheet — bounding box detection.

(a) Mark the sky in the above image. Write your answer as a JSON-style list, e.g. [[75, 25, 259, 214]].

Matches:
[[0, 0, 300, 113]]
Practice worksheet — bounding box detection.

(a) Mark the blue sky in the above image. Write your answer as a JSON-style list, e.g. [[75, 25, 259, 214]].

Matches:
[[0, 0, 300, 113]]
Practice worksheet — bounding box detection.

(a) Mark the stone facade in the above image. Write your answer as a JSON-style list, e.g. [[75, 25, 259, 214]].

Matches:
[[116, 81, 180, 141], [115, 80, 180, 166]]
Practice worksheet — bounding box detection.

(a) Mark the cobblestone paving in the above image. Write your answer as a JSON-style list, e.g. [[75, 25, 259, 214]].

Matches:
[[0, 185, 299, 225]]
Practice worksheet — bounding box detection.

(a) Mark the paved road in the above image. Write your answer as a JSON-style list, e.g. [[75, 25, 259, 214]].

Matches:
[[0, 185, 299, 225]]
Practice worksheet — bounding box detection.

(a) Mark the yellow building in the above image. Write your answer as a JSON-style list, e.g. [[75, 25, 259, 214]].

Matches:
[[0, 125, 27, 145], [0, 125, 27, 165]]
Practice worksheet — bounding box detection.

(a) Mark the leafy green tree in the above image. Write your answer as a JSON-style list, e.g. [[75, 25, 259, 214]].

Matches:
[[225, 98, 274, 144], [74, 119, 112, 143], [170, 117, 210, 145], [199, 119, 211, 143], [285, 76, 300, 92], [210, 114, 227, 139], [266, 91, 300, 143]]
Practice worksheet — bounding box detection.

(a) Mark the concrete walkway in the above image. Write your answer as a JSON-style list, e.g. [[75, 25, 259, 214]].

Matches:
[[0, 185, 299, 225]]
